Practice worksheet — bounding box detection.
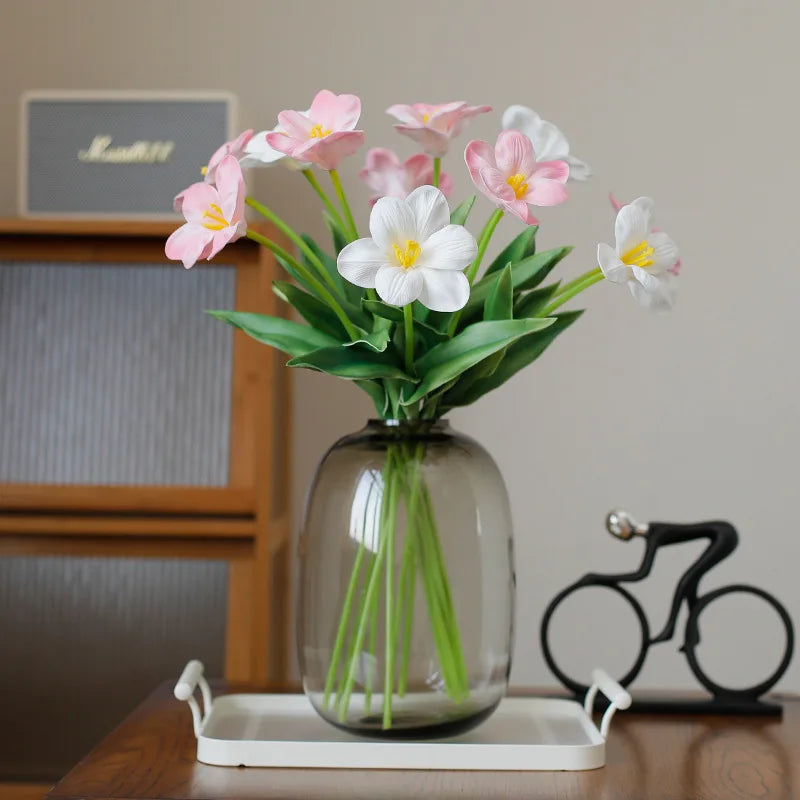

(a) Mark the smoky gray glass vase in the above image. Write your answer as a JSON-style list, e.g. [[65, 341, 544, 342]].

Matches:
[[297, 419, 515, 739]]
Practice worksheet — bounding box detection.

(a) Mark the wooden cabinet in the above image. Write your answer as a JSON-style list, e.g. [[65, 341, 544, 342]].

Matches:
[[0, 218, 292, 686]]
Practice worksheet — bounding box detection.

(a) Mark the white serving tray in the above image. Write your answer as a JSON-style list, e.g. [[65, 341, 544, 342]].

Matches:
[[175, 661, 630, 771]]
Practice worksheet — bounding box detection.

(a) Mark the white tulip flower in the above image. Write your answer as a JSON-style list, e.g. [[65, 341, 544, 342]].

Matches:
[[502, 105, 591, 182], [337, 186, 477, 311], [597, 197, 679, 311]]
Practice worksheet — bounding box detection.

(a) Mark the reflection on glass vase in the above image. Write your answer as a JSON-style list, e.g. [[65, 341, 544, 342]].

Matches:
[[298, 419, 515, 739]]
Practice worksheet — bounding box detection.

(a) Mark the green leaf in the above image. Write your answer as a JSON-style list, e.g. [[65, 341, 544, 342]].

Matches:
[[317, 219, 364, 306], [362, 299, 404, 323], [348, 321, 392, 353], [300, 233, 345, 292], [514, 283, 561, 318], [450, 195, 477, 226], [272, 281, 346, 340], [483, 263, 513, 321], [322, 211, 349, 255], [401, 318, 555, 405], [272, 252, 317, 296], [459, 246, 573, 324], [287, 344, 415, 382], [443, 310, 583, 408], [207, 310, 339, 357], [355, 380, 389, 416], [484, 226, 538, 276]]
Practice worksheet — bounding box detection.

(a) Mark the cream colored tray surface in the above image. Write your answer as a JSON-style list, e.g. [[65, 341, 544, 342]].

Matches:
[[175, 661, 630, 772]]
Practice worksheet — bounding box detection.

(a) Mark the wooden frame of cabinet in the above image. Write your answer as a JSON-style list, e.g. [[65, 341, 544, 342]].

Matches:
[[0, 218, 292, 686]]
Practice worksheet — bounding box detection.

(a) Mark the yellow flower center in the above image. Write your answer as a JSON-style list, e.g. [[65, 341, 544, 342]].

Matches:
[[506, 173, 529, 199], [621, 240, 655, 268], [393, 239, 421, 269], [202, 203, 230, 231], [422, 113, 430, 123], [309, 124, 331, 139]]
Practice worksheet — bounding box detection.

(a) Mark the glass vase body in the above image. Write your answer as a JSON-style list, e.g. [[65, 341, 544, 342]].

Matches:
[[297, 419, 515, 739]]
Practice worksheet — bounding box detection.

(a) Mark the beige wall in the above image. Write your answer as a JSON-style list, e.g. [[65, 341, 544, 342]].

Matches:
[[2, 0, 798, 692]]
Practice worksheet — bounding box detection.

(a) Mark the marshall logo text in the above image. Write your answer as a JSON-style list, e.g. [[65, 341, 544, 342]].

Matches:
[[77, 135, 175, 164]]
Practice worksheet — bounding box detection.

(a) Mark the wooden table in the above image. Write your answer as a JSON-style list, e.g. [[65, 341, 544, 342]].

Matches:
[[44, 683, 799, 800]]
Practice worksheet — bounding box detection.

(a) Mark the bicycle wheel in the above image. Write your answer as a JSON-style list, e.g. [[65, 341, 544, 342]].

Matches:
[[683, 584, 794, 698], [540, 581, 650, 696]]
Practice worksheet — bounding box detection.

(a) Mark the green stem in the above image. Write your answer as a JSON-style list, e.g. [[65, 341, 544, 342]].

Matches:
[[446, 208, 504, 337], [365, 565, 379, 715], [245, 196, 340, 295], [539, 268, 604, 316], [302, 169, 347, 232], [246, 229, 359, 340], [330, 169, 359, 241], [432, 158, 441, 189], [382, 470, 396, 729], [466, 208, 504, 285], [322, 537, 366, 709], [552, 267, 601, 299], [403, 304, 414, 375]]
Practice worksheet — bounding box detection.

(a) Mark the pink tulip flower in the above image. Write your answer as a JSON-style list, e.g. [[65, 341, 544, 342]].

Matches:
[[609, 192, 681, 275], [358, 148, 454, 206], [464, 130, 569, 225], [386, 102, 491, 158], [265, 90, 365, 171], [166, 155, 247, 269]]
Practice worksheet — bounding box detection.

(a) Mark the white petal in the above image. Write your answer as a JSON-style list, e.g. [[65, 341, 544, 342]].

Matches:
[[337, 238, 386, 288], [374, 264, 424, 306], [418, 269, 470, 312], [243, 131, 287, 165], [501, 105, 540, 132], [615, 201, 651, 255], [631, 265, 663, 292], [597, 242, 629, 284], [420, 225, 478, 271], [647, 231, 679, 274], [529, 118, 569, 162], [370, 196, 416, 250], [628, 276, 676, 312], [566, 154, 592, 181], [405, 185, 450, 241]]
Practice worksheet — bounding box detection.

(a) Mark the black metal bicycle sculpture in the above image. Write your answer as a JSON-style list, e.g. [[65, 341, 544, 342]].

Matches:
[[541, 511, 794, 714]]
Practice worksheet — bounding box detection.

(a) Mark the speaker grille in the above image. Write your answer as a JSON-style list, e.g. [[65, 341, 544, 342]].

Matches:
[[0, 262, 235, 485]]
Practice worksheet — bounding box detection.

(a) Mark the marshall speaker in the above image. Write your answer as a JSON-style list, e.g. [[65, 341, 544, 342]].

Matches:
[[19, 91, 235, 218]]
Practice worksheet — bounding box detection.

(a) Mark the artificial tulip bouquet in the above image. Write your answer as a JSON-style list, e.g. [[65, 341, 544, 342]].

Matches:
[[167, 90, 680, 731]]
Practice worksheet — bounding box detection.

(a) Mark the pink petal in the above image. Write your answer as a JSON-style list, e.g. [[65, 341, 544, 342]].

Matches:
[[179, 182, 219, 224], [364, 147, 402, 172], [439, 103, 492, 136], [277, 110, 313, 141], [609, 192, 626, 212], [495, 130, 536, 176], [480, 166, 516, 204], [265, 130, 298, 157], [437, 170, 455, 198], [309, 90, 361, 131], [304, 130, 365, 170], [523, 178, 569, 207], [464, 139, 497, 195], [394, 124, 450, 157], [504, 199, 539, 226], [208, 224, 243, 261], [530, 159, 570, 183], [214, 155, 246, 223], [165, 223, 214, 269], [404, 153, 433, 184], [386, 103, 425, 124]]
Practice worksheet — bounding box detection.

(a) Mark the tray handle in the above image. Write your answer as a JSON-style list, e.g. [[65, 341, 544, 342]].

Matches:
[[583, 668, 632, 739], [174, 659, 213, 737]]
